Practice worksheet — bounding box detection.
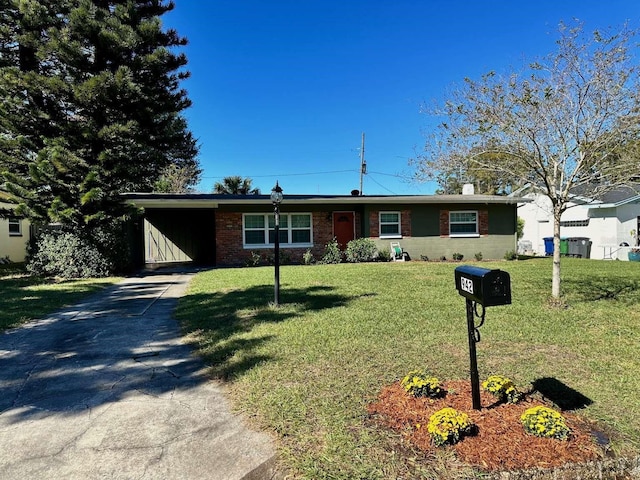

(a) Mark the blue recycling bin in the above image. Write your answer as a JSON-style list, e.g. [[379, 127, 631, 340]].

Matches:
[[543, 237, 554, 256]]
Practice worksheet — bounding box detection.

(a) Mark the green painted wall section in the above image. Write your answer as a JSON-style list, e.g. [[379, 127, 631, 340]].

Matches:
[[367, 202, 517, 260], [373, 235, 515, 261]]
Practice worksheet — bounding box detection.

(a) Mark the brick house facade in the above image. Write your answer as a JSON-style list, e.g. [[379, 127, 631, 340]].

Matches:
[[123, 192, 526, 267]]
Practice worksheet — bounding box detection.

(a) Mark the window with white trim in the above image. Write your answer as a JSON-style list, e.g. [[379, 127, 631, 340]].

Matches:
[[449, 211, 478, 236], [8, 217, 21, 236], [379, 211, 401, 238], [243, 213, 312, 247]]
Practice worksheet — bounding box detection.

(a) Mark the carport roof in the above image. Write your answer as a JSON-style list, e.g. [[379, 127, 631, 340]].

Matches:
[[122, 192, 529, 209]]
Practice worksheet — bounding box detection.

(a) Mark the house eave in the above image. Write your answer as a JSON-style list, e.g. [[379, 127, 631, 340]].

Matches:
[[585, 195, 640, 209], [121, 192, 529, 208]]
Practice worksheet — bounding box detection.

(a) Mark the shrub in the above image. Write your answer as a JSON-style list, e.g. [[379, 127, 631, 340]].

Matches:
[[90, 220, 132, 274], [504, 250, 517, 261], [482, 375, 521, 403], [517, 216, 525, 240], [400, 370, 442, 398], [27, 229, 112, 278], [376, 247, 391, 262], [345, 238, 377, 263], [427, 407, 473, 446], [245, 251, 262, 267], [302, 249, 315, 265], [320, 238, 342, 264], [474, 252, 483, 261], [520, 405, 570, 440], [452, 252, 464, 261], [420, 254, 429, 261], [263, 251, 291, 265]]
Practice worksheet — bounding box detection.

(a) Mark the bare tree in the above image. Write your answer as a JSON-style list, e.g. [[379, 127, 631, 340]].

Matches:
[[154, 164, 202, 193], [413, 21, 640, 298]]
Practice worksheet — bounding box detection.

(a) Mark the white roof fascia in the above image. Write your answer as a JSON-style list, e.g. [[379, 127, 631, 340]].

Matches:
[[123, 194, 529, 208], [124, 198, 219, 209], [585, 195, 640, 209]]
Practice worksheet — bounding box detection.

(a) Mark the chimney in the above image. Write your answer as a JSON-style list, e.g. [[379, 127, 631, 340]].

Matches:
[[462, 183, 475, 195]]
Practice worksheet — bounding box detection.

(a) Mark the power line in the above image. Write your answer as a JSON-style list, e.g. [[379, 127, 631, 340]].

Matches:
[[367, 170, 415, 181], [366, 173, 397, 195], [200, 169, 358, 179]]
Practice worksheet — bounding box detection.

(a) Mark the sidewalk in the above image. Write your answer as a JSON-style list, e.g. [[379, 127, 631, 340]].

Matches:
[[0, 268, 277, 480]]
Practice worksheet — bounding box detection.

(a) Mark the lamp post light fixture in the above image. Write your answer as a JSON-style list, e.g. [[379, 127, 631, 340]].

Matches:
[[270, 181, 284, 305]]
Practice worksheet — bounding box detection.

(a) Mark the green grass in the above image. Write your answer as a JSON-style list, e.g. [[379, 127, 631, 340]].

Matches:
[[0, 263, 121, 331], [176, 259, 640, 479]]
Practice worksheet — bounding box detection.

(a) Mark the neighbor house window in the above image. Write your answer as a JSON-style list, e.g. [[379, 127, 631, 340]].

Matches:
[[559, 219, 589, 227], [449, 211, 478, 236], [379, 212, 401, 238], [8, 218, 21, 236], [243, 213, 312, 247]]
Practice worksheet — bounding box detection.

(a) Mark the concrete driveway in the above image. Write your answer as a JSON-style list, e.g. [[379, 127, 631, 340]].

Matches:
[[0, 268, 277, 479]]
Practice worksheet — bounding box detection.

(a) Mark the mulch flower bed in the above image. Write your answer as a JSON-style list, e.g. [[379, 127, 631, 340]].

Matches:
[[367, 380, 605, 472]]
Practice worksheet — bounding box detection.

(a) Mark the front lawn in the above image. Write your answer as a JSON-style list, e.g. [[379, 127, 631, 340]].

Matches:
[[0, 263, 121, 331], [176, 259, 640, 479]]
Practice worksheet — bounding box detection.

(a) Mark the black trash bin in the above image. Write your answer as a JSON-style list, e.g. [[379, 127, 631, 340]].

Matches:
[[567, 237, 591, 258]]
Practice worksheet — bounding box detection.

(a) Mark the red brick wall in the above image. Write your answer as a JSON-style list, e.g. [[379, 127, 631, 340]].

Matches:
[[312, 211, 333, 258], [215, 211, 244, 265], [306, 210, 362, 256], [478, 210, 489, 236], [401, 210, 411, 237], [368, 210, 411, 237], [215, 210, 343, 266], [440, 210, 449, 237]]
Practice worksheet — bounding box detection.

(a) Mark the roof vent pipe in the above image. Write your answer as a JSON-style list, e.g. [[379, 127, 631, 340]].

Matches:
[[462, 183, 475, 195]]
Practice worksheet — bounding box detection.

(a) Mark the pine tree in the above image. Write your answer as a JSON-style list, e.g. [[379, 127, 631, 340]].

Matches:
[[0, 0, 199, 229]]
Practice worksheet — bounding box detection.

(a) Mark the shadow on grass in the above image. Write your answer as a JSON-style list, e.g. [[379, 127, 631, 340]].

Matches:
[[532, 377, 593, 411], [177, 283, 360, 379], [0, 275, 111, 331], [563, 276, 640, 303]]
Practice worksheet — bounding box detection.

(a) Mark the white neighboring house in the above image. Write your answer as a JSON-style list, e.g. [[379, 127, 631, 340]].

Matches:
[[514, 186, 640, 260], [0, 201, 31, 263]]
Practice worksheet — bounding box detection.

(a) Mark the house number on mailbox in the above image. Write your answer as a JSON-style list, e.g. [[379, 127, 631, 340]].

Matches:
[[460, 277, 474, 295]]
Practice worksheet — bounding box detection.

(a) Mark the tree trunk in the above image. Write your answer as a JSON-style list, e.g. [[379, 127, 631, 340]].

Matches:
[[552, 207, 562, 298]]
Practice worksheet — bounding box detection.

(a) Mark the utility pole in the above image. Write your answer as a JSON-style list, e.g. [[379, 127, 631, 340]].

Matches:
[[359, 132, 366, 195]]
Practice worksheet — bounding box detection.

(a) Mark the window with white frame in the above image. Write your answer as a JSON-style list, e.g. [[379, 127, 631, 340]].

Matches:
[[8, 217, 21, 236], [243, 213, 312, 247], [449, 211, 478, 236], [379, 211, 401, 237]]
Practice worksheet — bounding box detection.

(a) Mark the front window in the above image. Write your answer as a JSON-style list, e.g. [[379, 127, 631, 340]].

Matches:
[[243, 213, 312, 247], [450, 211, 478, 236], [379, 212, 401, 238], [8, 218, 21, 236]]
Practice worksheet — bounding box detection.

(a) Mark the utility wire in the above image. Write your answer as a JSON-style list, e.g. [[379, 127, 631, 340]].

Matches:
[[366, 173, 397, 195], [200, 169, 358, 179]]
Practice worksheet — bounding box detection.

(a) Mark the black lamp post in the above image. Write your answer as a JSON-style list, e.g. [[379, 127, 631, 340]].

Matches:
[[270, 181, 284, 305]]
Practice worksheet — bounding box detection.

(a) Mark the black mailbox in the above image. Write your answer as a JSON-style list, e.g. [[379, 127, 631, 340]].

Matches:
[[454, 265, 511, 307]]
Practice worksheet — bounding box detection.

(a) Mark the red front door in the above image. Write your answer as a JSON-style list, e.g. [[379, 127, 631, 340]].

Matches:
[[333, 212, 355, 250]]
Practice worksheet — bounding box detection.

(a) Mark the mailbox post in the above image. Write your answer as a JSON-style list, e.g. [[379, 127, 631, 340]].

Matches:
[[454, 266, 511, 410]]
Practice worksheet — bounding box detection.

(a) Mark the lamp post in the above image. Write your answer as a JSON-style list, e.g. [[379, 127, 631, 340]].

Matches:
[[270, 181, 284, 305]]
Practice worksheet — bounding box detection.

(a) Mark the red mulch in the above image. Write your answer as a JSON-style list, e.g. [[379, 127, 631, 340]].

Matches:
[[367, 380, 604, 472]]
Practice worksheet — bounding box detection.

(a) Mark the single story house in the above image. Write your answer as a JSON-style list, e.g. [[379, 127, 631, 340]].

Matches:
[[0, 200, 31, 263], [515, 185, 640, 260], [123, 191, 527, 267]]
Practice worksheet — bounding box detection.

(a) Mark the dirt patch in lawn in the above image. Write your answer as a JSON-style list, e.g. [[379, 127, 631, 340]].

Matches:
[[368, 380, 607, 473]]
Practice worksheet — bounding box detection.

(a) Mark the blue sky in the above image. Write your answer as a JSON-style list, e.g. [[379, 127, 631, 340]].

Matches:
[[164, 0, 640, 195]]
